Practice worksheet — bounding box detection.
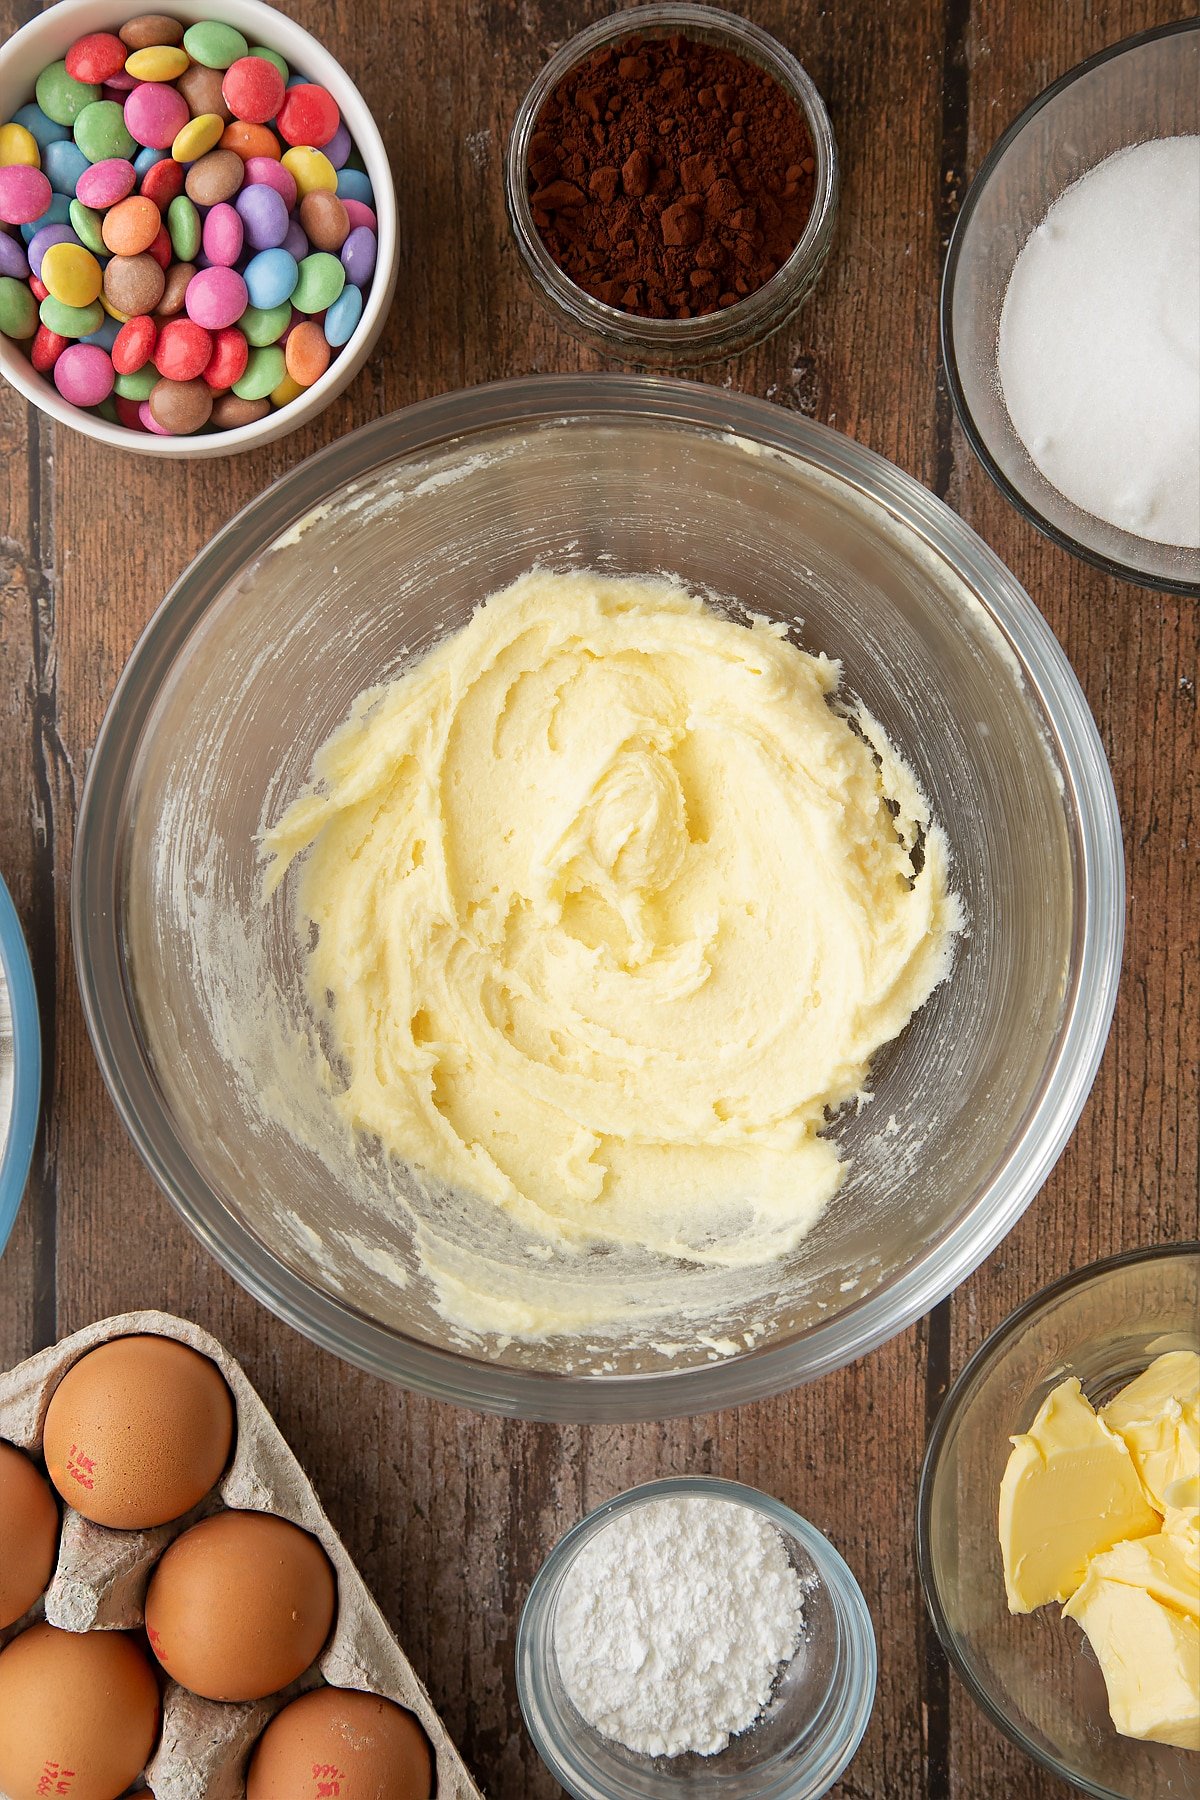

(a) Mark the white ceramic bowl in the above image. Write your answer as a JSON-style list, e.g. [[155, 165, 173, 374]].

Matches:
[[0, 0, 398, 457]]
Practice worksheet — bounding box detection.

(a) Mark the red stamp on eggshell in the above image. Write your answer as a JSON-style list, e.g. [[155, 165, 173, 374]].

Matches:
[[65, 1443, 96, 1490], [36, 1764, 76, 1796], [312, 1765, 347, 1797]]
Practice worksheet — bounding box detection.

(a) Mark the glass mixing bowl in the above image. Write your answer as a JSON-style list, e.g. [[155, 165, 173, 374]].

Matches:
[[918, 1245, 1200, 1798], [517, 1478, 876, 1800], [942, 21, 1200, 594], [72, 376, 1124, 1419]]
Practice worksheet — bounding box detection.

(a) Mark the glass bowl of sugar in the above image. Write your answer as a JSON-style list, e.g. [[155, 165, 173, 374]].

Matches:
[[516, 1477, 876, 1799], [942, 20, 1199, 594]]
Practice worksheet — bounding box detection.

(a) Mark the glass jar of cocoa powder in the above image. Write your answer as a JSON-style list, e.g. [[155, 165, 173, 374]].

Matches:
[[505, 3, 838, 365]]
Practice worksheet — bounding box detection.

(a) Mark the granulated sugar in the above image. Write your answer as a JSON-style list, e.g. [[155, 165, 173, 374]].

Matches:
[[998, 136, 1200, 548], [553, 1494, 805, 1758]]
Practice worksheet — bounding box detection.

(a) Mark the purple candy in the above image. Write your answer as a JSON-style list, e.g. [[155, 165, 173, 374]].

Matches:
[[103, 74, 138, 99], [341, 198, 376, 234], [323, 119, 352, 169], [203, 201, 244, 267], [54, 343, 114, 407], [124, 82, 189, 152], [185, 264, 248, 331], [243, 157, 296, 210], [235, 182, 288, 251], [0, 230, 30, 279], [340, 225, 376, 288], [28, 222, 80, 278], [0, 165, 53, 227], [281, 218, 307, 261], [75, 158, 137, 209]]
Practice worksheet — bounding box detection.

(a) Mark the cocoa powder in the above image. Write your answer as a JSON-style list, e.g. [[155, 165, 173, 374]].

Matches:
[[527, 33, 816, 320]]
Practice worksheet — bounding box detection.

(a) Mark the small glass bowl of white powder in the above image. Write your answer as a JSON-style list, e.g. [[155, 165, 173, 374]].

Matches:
[[516, 1478, 876, 1799], [943, 19, 1200, 593]]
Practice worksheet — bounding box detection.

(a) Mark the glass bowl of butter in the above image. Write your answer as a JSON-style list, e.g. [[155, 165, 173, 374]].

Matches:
[[919, 1243, 1200, 1798], [73, 374, 1123, 1419]]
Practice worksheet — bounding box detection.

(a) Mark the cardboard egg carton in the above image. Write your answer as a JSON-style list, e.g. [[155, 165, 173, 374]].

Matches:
[[0, 1310, 485, 1800]]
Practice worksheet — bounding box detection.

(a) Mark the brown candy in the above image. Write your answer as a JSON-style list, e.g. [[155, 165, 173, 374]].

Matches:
[[298, 190, 350, 252], [118, 12, 184, 49], [149, 377, 213, 434], [103, 251, 165, 317], [211, 394, 269, 429], [177, 62, 232, 123], [185, 149, 244, 206], [155, 261, 194, 318]]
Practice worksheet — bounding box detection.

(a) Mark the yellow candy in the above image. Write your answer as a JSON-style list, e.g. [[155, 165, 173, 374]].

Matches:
[[0, 122, 40, 169], [172, 112, 224, 163], [124, 44, 190, 81], [280, 146, 337, 198], [100, 291, 132, 323], [40, 242, 103, 309], [269, 372, 305, 408]]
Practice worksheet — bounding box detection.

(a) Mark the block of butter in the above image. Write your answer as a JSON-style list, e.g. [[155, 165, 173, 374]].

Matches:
[[998, 1376, 1159, 1612], [999, 1351, 1200, 1752]]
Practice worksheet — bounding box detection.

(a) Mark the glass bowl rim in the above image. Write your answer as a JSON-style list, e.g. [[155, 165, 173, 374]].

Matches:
[[515, 1474, 877, 1800], [71, 371, 1124, 1420], [939, 15, 1200, 597], [503, 0, 839, 359], [916, 1239, 1200, 1798]]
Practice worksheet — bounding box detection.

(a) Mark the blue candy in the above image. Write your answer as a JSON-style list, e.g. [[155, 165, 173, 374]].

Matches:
[[323, 281, 362, 347], [81, 314, 121, 350], [334, 168, 373, 205], [42, 138, 90, 196], [11, 102, 69, 151], [133, 145, 169, 177], [243, 246, 298, 309], [20, 194, 71, 243]]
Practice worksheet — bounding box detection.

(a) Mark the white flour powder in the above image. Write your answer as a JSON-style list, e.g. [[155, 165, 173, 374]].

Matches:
[[553, 1494, 806, 1757], [998, 136, 1200, 548]]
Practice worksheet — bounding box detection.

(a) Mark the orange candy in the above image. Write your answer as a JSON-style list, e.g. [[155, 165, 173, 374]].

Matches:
[[102, 195, 162, 257], [218, 120, 280, 162], [284, 321, 330, 388]]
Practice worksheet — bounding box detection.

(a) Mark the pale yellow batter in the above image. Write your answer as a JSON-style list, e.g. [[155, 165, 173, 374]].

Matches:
[[263, 570, 960, 1270]]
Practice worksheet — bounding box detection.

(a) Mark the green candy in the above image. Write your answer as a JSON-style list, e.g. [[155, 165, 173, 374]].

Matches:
[[94, 396, 119, 423], [240, 301, 291, 346], [345, 147, 366, 174], [0, 276, 38, 340], [233, 344, 284, 400], [74, 100, 136, 164], [249, 45, 288, 80], [34, 61, 101, 128], [291, 252, 344, 315], [114, 366, 157, 400], [182, 20, 249, 68], [39, 294, 103, 338], [167, 194, 201, 262], [69, 199, 106, 255]]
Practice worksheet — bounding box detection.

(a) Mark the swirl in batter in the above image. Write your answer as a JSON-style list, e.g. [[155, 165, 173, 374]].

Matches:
[[263, 570, 960, 1268]]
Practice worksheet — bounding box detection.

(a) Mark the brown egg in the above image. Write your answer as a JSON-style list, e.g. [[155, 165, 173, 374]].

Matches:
[[144, 1509, 336, 1701], [0, 1442, 58, 1629], [0, 1623, 159, 1800], [42, 1334, 234, 1529], [247, 1686, 434, 1800]]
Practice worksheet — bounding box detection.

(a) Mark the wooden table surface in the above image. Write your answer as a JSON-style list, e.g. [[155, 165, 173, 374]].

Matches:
[[1, 1, 1196, 1794]]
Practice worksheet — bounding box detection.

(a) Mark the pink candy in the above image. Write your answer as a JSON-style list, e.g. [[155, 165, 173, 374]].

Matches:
[[202, 202, 243, 267], [185, 266, 249, 331], [0, 165, 52, 227], [342, 199, 378, 234], [75, 158, 137, 209], [53, 344, 115, 408], [124, 81, 189, 151], [138, 398, 172, 435], [243, 156, 297, 211]]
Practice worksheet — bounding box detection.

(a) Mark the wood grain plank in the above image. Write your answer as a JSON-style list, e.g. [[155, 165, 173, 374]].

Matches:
[[943, 3, 1199, 1795]]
